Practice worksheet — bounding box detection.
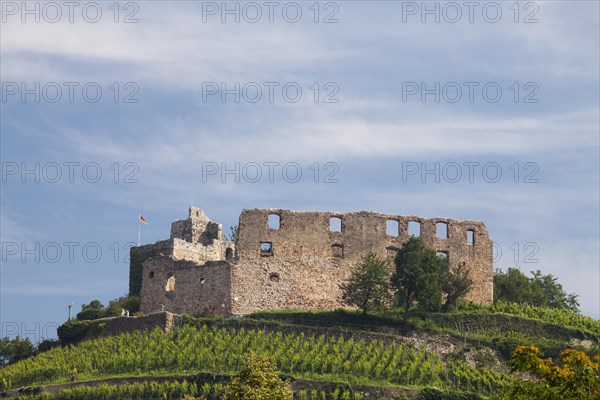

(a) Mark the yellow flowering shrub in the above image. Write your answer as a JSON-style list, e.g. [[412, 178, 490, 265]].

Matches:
[[499, 344, 599, 400]]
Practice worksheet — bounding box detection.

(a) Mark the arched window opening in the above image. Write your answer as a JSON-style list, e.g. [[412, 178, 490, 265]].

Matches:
[[165, 274, 175, 292], [386, 246, 399, 260], [331, 244, 344, 258]]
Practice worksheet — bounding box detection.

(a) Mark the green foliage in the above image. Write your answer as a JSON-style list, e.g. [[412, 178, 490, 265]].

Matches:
[[36, 339, 62, 354], [227, 352, 292, 400], [17, 385, 43, 395], [498, 345, 600, 400], [228, 225, 238, 242], [106, 295, 140, 317], [7, 302, 595, 399], [494, 268, 579, 312], [6, 380, 436, 400], [76, 299, 107, 321], [56, 319, 103, 345], [129, 251, 143, 297], [129, 250, 156, 297], [419, 388, 483, 400], [456, 301, 599, 338], [441, 263, 473, 312], [340, 252, 392, 315], [246, 305, 599, 367], [392, 237, 447, 312], [69, 294, 138, 327], [17, 380, 202, 399], [0, 336, 36, 366]]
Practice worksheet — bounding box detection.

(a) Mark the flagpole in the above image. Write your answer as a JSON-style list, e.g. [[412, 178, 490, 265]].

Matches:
[[138, 213, 141, 246]]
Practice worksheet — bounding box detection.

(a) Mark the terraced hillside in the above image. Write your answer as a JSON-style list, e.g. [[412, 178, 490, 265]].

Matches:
[[1, 302, 599, 399]]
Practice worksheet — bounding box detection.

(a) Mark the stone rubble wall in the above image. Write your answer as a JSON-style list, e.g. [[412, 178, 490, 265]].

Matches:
[[171, 206, 223, 245], [231, 209, 493, 315], [135, 207, 493, 317], [100, 312, 183, 337], [171, 238, 233, 265], [140, 256, 232, 316]]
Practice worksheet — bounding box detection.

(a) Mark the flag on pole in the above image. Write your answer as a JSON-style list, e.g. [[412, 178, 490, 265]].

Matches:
[[138, 214, 148, 246]]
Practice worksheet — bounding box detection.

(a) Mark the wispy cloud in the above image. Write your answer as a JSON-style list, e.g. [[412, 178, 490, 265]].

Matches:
[[1, 1, 598, 322]]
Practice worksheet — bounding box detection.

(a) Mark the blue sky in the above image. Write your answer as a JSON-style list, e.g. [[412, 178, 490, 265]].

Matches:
[[1, 1, 599, 341]]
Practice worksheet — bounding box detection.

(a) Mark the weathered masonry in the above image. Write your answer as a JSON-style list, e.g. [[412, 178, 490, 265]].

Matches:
[[132, 207, 493, 316]]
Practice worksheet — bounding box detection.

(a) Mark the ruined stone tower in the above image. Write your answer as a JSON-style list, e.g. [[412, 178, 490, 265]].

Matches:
[[131, 207, 493, 316]]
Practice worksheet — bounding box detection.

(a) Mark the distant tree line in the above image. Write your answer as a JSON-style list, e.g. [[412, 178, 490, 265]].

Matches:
[[0, 336, 36, 367], [494, 268, 579, 312], [0, 295, 140, 368], [75, 295, 140, 321]]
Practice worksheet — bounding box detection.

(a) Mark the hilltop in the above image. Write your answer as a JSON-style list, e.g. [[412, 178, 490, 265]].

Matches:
[[1, 301, 599, 399]]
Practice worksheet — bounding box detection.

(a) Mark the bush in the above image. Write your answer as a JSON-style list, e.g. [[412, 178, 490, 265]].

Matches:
[[494, 268, 579, 312], [57, 320, 102, 345], [0, 336, 36, 366], [37, 339, 62, 353], [392, 237, 447, 312], [500, 345, 600, 400], [420, 388, 483, 400], [106, 295, 140, 317], [17, 386, 43, 395], [227, 353, 292, 400], [340, 252, 392, 315], [76, 300, 107, 321]]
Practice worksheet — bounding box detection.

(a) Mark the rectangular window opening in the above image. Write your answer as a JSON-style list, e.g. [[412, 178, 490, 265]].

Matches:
[[436, 222, 448, 239], [467, 230, 474, 245], [386, 220, 399, 237], [260, 242, 273, 256], [268, 214, 281, 230], [408, 221, 421, 237], [329, 216, 342, 232]]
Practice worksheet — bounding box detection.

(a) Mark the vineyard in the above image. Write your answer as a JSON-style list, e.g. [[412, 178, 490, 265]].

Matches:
[[2, 302, 599, 399], [455, 301, 600, 337], [249, 301, 600, 339], [5, 381, 371, 400], [246, 303, 600, 361], [0, 325, 508, 396]]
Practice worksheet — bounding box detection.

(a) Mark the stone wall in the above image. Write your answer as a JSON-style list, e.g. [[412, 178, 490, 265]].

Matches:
[[134, 207, 493, 317], [140, 256, 232, 316], [129, 239, 173, 296], [100, 312, 183, 337], [231, 209, 493, 314], [171, 206, 223, 245], [172, 238, 232, 264]]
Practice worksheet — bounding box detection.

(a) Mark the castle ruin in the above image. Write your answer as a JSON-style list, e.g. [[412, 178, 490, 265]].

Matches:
[[131, 207, 493, 316]]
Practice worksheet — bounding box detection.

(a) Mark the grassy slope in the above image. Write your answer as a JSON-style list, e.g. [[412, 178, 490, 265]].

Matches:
[[243, 305, 599, 360]]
